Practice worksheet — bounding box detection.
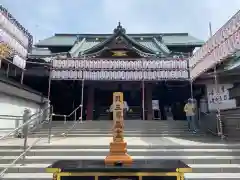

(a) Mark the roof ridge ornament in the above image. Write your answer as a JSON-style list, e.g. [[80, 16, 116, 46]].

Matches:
[[114, 21, 126, 34]]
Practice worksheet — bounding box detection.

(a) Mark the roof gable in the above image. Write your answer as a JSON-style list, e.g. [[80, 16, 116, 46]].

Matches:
[[81, 22, 159, 56]]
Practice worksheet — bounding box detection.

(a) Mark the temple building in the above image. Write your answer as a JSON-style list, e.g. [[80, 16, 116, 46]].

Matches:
[[22, 23, 206, 121]]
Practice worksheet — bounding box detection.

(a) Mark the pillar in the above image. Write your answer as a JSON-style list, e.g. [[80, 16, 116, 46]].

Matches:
[[146, 84, 153, 120], [86, 85, 94, 120]]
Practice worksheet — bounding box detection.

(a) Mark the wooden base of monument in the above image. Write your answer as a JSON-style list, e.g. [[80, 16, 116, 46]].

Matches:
[[105, 141, 132, 166]]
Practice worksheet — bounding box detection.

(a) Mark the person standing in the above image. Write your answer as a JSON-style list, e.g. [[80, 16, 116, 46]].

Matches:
[[184, 99, 197, 133], [109, 100, 129, 119]]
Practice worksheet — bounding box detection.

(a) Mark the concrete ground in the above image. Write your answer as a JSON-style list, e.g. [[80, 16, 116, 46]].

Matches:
[[1, 136, 240, 146]]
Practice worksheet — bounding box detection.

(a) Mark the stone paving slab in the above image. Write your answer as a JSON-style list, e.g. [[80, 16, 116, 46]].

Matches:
[[3, 173, 240, 179], [0, 137, 240, 146]]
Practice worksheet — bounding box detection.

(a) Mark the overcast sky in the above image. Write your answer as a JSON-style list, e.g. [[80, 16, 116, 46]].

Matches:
[[1, 0, 240, 43]]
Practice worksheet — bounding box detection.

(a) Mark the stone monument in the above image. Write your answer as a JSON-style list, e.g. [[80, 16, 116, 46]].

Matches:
[[105, 92, 132, 166]]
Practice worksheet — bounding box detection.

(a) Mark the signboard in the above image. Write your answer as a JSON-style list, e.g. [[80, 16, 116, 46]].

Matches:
[[13, 55, 26, 69], [207, 84, 236, 110], [113, 92, 124, 121], [190, 11, 240, 80], [152, 100, 159, 110]]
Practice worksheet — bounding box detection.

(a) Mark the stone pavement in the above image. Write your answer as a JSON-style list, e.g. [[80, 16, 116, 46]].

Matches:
[[1, 136, 240, 146]]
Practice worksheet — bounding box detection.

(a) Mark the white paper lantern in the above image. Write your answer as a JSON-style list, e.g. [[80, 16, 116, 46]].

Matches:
[[0, 29, 27, 57], [0, 12, 29, 48]]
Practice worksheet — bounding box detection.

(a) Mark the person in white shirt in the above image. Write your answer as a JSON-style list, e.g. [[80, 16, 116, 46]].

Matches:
[[109, 101, 129, 119]]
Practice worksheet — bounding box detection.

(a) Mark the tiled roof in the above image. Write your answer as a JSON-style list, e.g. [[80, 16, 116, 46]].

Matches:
[[68, 37, 169, 57], [30, 47, 51, 56], [32, 32, 204, 57], [162, 34, 203, 46], [138, 39, 159, 52], [35, 33, 204, 47], [79, 39, 100, 52], [36, 35, 77, 47]]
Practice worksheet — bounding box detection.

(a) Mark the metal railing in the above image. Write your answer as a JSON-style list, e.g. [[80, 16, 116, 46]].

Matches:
[[0, 106, 52, 140], [52, 104, 83, 124], [0, 115, 22, 135], [0, 104, 84, 178], [49, 104, 83, 138], [200, 111, 220, 136], [0, 138, 42, 178]]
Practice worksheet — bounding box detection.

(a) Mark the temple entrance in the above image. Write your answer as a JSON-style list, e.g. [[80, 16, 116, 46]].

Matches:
[[94, 82, 142, 120], [46, 80, 193, 121], [153, 82, 191, 121]]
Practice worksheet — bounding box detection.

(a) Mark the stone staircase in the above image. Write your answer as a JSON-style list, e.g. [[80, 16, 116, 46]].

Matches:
[[0, 120, 240, 180], [30, 120, 205, 137]]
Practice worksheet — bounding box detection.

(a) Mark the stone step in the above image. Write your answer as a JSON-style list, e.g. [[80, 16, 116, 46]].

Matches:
[[33, 129, 195, 134], [0, 156, 240, 164], [0, 148, 239, 156], [2, 172, 240, 180], [2, 144, 240, 150], [29, 133, 205, 137], [40, 127, 191, 131], [1, 163, 240, 173]]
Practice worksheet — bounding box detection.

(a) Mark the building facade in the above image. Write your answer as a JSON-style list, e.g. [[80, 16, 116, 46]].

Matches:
[[26, 23, 205, 121]]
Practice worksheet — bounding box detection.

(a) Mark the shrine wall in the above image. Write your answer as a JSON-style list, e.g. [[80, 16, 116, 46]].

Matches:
[[0, 78, 45, 130], [0, 93, 41, 130], [220, 108, 240, 138]]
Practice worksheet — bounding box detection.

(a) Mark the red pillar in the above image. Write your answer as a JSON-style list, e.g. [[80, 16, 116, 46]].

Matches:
[[86, 85, 94, 120], [146, 84, 153, 120]]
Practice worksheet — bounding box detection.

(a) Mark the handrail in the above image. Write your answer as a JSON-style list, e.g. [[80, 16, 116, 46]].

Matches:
[[0, 106, 80, 178], [201, 111, 219, 136], [0, 105, 52, 140], [67, 104, 82, 117], [0, 115, 22, 117], [0, 137, 42, 178], [0, 105, 84, 177], [0, 115, 22, 120], [52, 104, 82, 124], [53, 104, 82, 118]]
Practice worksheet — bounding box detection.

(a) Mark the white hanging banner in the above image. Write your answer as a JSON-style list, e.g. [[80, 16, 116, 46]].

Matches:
[[0, 29, 27, 57], [190, 11, 240, 80], [0, 11, 29, 48]]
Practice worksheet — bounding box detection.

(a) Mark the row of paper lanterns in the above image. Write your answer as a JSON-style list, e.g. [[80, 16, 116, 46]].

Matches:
[[0, 29, 27, 58], [191, 28, 240, 79], [51, 70, 189, 80], [52, 59, 188, 69], [190, 11, 240, 67], [0, 12, 29, 47]]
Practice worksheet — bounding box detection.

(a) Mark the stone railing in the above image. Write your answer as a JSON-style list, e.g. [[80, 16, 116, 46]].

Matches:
[[200, 108, 240, 138], [200, 111, 218, 136], [220, 107, 240, 138]]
